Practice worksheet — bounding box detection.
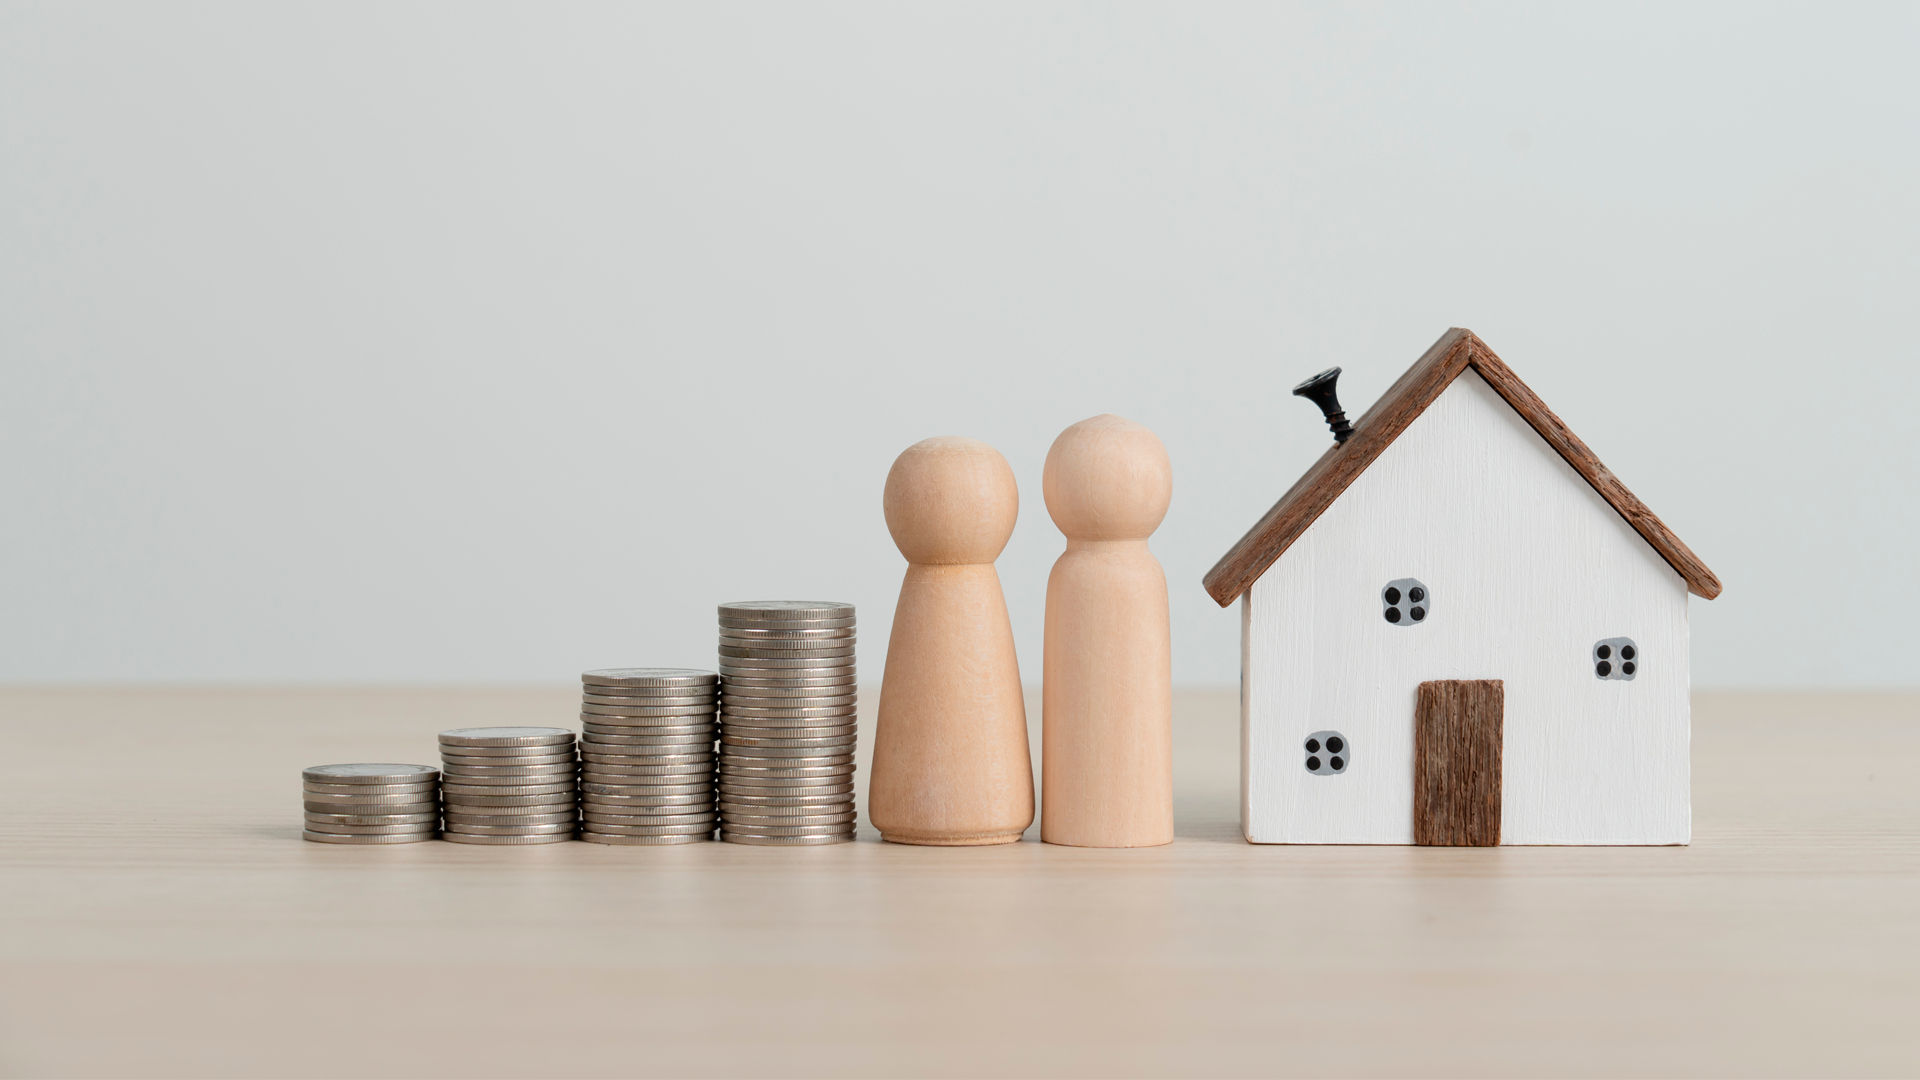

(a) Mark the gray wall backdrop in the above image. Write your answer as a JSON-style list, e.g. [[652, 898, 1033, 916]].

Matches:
[[3, 2, 1914, 687]]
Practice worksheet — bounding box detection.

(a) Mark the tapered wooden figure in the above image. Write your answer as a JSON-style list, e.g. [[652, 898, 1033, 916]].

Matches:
[[1203, 328, 1723, 846], [869, 436, 1034, 846], [1041, 415, 1174, 848]]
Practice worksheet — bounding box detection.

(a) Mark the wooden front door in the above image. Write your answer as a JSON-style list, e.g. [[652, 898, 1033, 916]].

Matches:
[[1414, 679, 1504, 846]]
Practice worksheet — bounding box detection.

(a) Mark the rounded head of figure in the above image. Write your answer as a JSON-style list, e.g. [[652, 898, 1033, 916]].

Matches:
[[883, 436, 1019, 565], [1042, 414, 1172, 541]]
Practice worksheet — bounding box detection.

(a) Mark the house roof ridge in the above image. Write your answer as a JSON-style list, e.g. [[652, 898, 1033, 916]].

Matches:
[[1199, 328, 1722, 606]]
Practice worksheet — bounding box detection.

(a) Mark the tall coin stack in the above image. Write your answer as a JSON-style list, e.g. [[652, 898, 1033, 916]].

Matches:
[[577, 668, 719, 845], [437, 727, 578, 845], [302, 764, 440, 844], [717, 601, 859, 846]]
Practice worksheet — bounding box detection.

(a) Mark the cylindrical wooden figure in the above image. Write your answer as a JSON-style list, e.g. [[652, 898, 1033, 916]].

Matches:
[[1041, 414, 1174, 848], [869, 436, 1035, 846]]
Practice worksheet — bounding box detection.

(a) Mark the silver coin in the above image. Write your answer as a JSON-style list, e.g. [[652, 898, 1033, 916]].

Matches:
[[303, 821, 443, 836], [443, 821, 577, 836], [721, 810, 858, 826], [717, 716, 861, 731], [718, 772, 852, 791], [302, 791, 440, 806], [719, 660, 857, 674], [579, 780, 718, 799], [440, 761, 578, 774], [581, 751, 710, 766], [719, 724, 857, 739], [440, 753, 576, 768], [438, 727, 573, 748], [580, 717, 720, 733], [441, 793, 577, 808], [580, 782, 711, 798], [438, 774, 576, 788], [719, 614, 856, 629], [719, 823, 859, 838], [721, 692, 858, 705], [440, 782, 576, 797], [718, 657, 856, 671], [582, 816, 714, 830], [578, 831, 710, 846], [579, 719, 720, 734], [719, 601, 854, 618], [580, 702, 718, 717], [577, 683, 719, 698], [580, 693, 716, 708], [305, 810, 441, 826], [721, 618, 856, 634], [578, 811, 712, 825], [576, 753, 714, 768], [303, 781, 438, 796], [578, 713, 716, 728], [580, 732, 715, 747], [718, 640, 856, 654], [443, 811, 577, 826], [720, 745, 855, 761], [579, 730, 714, 744], [302, 764, 439, 786], [432, 743, 558, 759], [720, 831, 855, 846], [718, 684, 858, 700], [581, 822, 716, 836], [580, 811, 715, 827], [718, 791, 854, 804], [582, 792, 715, 808], [722, 693, 858, 709], [578, 747, 712, 759], [718, 766, 856, 780], [721, 735, 858, 751], [581, 806, 714, 821], [303, 829, 437, 844], [439, 832, 574, 845], [579, 772, 718, 791], [717, 639, 856, 654], [438, 744, 577, 757], [721, 702, 859, 717], [721, 670, 858, 684], [580, 761, 712, 776], [716, 770, 856, 786], [581, 668, 719, 688]]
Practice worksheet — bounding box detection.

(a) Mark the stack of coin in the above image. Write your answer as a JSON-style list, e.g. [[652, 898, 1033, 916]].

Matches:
[[717, 601, 858, 846], [302, 764, 440, 844], [438, 727, 578, 845], [577, 668, 718, 846]]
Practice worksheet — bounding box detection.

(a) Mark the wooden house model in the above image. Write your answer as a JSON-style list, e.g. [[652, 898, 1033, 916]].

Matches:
[[1202, 329, 1721, 846]]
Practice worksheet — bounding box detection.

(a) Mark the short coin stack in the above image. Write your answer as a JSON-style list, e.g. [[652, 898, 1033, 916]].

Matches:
[[438, 727, 578, 845], [577, 668, 719, 845], [717, 601, 858, 845], [302, 764, 440, 843]]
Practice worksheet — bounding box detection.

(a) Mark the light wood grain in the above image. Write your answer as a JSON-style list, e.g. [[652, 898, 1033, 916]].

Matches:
[[1, 686, 1917, 1078], [872, 436, 1034, 846], [1414, 679, 1504, 846]]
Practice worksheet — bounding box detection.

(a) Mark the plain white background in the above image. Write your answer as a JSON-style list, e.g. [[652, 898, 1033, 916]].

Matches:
[[1, 2, 1914, 687]]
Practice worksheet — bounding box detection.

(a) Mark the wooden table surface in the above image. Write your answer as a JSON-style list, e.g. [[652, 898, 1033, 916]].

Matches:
[[1, 686, 1916, 1078]]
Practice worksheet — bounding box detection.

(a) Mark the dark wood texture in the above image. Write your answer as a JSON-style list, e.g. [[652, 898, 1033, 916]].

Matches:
[[1413, 676, 1497, 845], [1413, 679, 1505, 847], [1201, 328, 1724, 605]]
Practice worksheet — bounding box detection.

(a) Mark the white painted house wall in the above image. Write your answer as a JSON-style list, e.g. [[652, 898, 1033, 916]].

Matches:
[[1241, 370, 1691, 845]]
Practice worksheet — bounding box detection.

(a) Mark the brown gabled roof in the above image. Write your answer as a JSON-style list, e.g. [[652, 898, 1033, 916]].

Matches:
[[1201, 328, 1723, 606]]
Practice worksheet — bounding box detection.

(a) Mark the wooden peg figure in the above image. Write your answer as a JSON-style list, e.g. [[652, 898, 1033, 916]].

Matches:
[[1041, 415, 1174, 848], [869, 436, 1035, 845]]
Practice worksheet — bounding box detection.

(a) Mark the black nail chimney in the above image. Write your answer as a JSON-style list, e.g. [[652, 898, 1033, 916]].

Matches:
[[1293, 367, 1353, 444]]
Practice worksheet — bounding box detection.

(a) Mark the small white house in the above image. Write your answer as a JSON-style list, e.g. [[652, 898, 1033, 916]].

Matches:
[[1202, 329, 1721, 846]]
